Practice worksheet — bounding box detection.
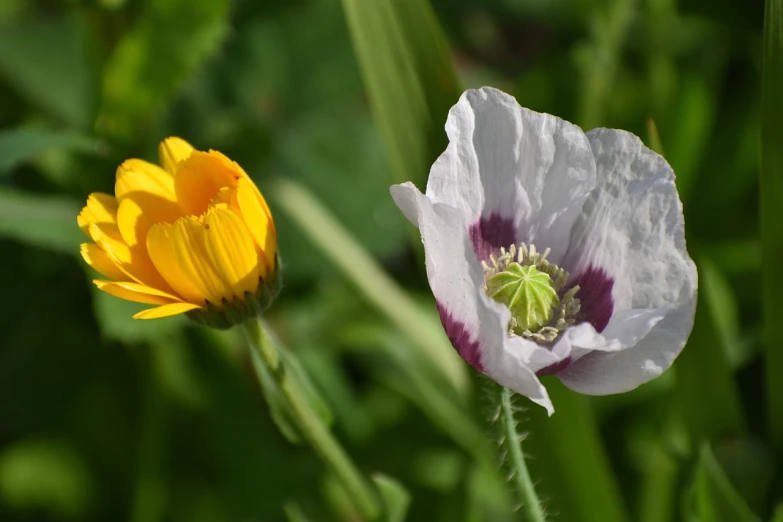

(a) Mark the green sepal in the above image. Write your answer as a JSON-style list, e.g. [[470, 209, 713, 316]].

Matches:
[[186, 255, 283, 330], [248, 342, 304, 444]]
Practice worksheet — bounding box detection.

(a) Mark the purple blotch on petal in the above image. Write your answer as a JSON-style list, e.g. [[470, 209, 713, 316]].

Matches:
[[571, 266, 614, 332], [469, 213, 516, 262], [536, 357, 572, 376], [436, 302, 484, 372]]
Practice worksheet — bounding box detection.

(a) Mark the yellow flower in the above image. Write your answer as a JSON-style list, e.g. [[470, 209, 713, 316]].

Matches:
[[78, 137, 279, 327]]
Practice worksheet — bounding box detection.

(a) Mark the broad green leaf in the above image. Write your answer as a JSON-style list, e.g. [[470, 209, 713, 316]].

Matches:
[[674, 256, 746, 441], [98, 0, 231, 138], [761, 0, 783, 451], [340, 0, 460, 187], [690, 444, 760, 522], [372, 474, 411, 522], [0, 14, 96, 128], [0, 128, 103, 174], [771, 505, 783, 522], [0, 188, 82, 255]]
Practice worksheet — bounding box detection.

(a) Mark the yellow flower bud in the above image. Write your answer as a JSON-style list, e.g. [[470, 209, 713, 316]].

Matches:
[[78, 137, 279, 326]]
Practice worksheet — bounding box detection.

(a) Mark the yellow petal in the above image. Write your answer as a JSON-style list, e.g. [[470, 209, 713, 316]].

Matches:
[[87, 193, 118, 222], [94, 280, 180, 305], [77, 208, 91, 237], [116, 159, 182, 226], [205, 207, 260, 297], [174, 151, 239, 216], [87, 219, 125, 245], [90, 223, 172, 293], [78, 193, 118, 238], [159, 137, 195, 174], [81, 243, 127, 281], [117, 197, 153, 248], [236, 178, 276, 273], [171, 217, 229, 304], [208, 150, 252, 180], [133, 302, 201, 320], [148, 219, 233, 306], [147, 222, 205, 305], [116, 159, 176, 200]]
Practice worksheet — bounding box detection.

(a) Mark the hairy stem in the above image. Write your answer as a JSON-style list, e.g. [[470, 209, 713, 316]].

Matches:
[[499, 386, 547, 522]]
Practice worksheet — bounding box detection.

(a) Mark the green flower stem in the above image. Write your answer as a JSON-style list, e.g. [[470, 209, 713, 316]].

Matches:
[[241, 319, 382, 520], [499, 386, 546, 522]]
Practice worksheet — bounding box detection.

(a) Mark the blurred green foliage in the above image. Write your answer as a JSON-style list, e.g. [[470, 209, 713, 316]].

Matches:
[[0, 0, 777, 520]]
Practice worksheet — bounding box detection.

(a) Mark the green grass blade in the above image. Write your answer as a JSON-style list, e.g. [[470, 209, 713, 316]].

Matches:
[[272, 178, 468, 395], [691, 444, 761, 522], [340, 0, 460, 187], [0, 128, 102, 175], [0, 188, 82, 255], [761, 0, 783, 451]]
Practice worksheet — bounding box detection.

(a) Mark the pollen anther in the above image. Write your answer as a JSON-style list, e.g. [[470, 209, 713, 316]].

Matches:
[[482, 243, 581, 343]]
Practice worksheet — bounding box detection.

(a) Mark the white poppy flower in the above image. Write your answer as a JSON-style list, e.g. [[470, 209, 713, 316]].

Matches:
[[391, 87, 697, 414]]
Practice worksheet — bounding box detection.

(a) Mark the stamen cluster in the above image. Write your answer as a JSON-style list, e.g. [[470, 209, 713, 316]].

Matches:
[[482, 243, 581, 343]]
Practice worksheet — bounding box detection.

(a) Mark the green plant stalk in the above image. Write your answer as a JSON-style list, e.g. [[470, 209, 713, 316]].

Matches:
[[499, 387, 546, 522], [761, 0, 783, 451], [241, 319, 381, 520]]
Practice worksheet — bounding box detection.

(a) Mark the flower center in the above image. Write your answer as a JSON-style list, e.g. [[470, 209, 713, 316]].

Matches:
[[482, 243, 581, 343]]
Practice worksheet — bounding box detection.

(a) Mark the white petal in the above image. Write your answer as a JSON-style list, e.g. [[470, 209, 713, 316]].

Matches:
[[425, 87, 597, 264], [558, 129, 697, 394], [390, 182, 559, 414], [561, 308, 669, 363]]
